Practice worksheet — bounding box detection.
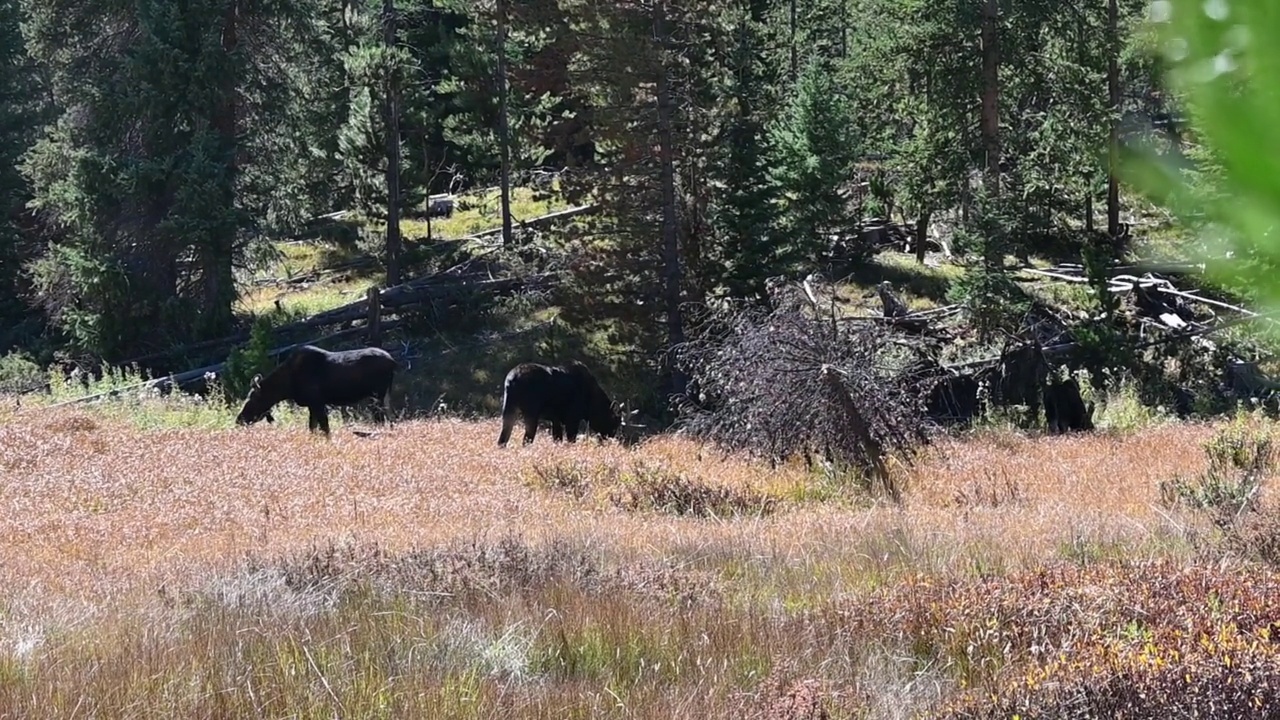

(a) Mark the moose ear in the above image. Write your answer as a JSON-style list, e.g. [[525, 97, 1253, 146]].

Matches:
[[250, 374, 262, 391]]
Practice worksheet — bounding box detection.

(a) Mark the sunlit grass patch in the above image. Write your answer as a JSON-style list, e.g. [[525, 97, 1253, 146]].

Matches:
[[235, 276, 376, 318], [1084, 375, 1176, 434], [837, 250, 966, 312], [398, 186, 573, 241], [269, 240, 328, 278], [1024, 277, 1094, 312]]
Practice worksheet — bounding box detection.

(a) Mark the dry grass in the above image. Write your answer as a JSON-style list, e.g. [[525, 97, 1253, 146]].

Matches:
[[0, 405, 1272, 717]]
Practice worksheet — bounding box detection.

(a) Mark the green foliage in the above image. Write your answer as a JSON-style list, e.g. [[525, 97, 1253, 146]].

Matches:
[[769, 58, 862, 271], [705, 4, 784, 300], [1160, 418, 1276, 525], [19, 0, 331, 361], [1088, 375, 1173, 433], [947, 265, 1029, 342], [0, 0, 38, 349], [1073, 242, 1134, 388], [948, 192, 1029, 339], [1125, 0, 1280, 312], [223, 316, 277, 401], [0, 351, 43, 394]]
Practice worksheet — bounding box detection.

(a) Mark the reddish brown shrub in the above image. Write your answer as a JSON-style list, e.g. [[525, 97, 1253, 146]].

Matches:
[[747, 664, 833, 720], [835, 559, 1280, 719]]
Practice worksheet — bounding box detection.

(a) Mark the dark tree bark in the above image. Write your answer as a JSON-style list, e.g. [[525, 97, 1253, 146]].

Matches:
[[914, 210, 931, 264], [654, 0, 686, 398], [497, 0, 514, 246], [383, 0, 402, 285], [980, 0, 1001, 195], [1106, 0, 1121, 242], [205, 0, 239, 337]]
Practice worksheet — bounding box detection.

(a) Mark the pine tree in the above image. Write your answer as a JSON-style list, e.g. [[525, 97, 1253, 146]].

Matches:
[[21, 0, 332, 362], [0, 0, 38, 350], [552, 0, 730, 399], [769, 57, 861, 271], [336, 0, 414, 284], [706, 1, 786, 301]]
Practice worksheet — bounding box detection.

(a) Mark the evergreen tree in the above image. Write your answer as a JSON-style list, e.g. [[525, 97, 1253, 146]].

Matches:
[[431, 0, 555, 189], [844, 0, 977, 263], [0, 0, 38, 351], [769, 57, 861, 271], [336, 0, 414, 283], [553, 0, 729, 400], [21, 0, 331, 362], [706, 1, 785, 301]]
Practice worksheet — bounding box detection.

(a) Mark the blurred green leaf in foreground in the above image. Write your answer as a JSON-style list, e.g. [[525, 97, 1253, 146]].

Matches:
[[1126, 0, 1280, 308]]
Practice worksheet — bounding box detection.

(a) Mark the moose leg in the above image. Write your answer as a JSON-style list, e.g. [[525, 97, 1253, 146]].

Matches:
[[308, 404, 331, 436], [565, 417, 580, 443], [522, 415, 539, 445], [498, 415, 516, 446], [551, 421, 564, 442]]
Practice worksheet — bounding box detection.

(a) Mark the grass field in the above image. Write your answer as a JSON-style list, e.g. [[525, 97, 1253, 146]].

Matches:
[[4, 399, 1280, 717]]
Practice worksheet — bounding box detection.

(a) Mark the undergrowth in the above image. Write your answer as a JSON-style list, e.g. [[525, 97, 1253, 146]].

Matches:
[[527, 459, 778, 518], [1160, 414, 1277, 528]]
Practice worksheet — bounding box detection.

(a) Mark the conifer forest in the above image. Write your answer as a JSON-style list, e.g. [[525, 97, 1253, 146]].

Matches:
[[7, 0, 1280, 716]]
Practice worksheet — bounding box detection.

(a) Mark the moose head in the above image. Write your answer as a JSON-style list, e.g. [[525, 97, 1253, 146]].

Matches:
[[235, 374, 277, 426]]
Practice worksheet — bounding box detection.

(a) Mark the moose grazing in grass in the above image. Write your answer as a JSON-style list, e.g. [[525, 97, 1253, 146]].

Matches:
[[497, 359, 630, 446], [1043, 376, 1095, 434], [235, 345, 398, 436]]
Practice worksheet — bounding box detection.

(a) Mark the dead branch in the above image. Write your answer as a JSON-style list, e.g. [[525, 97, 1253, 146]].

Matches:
[[674, 300, 929, 481], [819, 365, 897, 501]]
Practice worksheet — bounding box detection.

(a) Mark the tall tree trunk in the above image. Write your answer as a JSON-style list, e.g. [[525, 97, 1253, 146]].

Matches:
[[205, 0, 239, 337], [383, 0, 402, 286], [914, 209, 931, 264], [1106, 0, 1121, 242], [497, 0, 514, 246], [979, 0, 1000, 196], [841, 0, 848, 58], [654, 0, 686, 398], [789, 0, 797, 81]]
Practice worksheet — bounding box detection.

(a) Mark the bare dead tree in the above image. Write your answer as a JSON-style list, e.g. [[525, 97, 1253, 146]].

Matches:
[[673, 294, 929, 492]]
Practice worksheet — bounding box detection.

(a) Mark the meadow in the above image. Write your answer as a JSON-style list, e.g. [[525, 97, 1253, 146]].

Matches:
[[3, 395, 1280, 718]]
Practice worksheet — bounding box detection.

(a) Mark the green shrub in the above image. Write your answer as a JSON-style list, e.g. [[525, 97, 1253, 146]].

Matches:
[[223, 316, 276, 401], [1160, 419, 1277, 527], [0, 352, 43, 394]]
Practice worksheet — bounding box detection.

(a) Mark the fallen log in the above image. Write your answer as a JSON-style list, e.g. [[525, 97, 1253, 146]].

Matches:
[[119, 265, 553, 369], [819, 364, 898, 502], [462, 204, 598, 240], [39, 318, 559, 411], [40, 320, 404, 410], [839, 304, 963, 323], [941, 307, 1280, 376]]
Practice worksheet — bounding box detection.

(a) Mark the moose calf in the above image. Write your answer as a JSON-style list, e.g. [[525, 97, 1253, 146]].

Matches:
[[497, 360, 626, 446], [235, 345, 398, 436], [1043, 377, 1095, 434]]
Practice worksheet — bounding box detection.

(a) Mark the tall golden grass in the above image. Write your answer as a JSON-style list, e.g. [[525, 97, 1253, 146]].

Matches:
[[0, 405, 1275, 717]]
